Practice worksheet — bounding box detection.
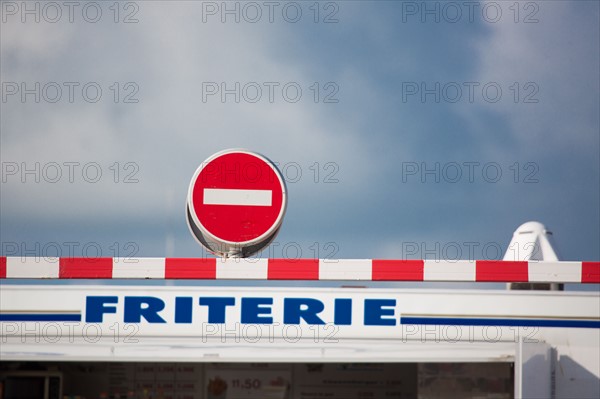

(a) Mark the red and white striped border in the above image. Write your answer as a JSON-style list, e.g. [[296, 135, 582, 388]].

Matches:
[[0, 257, 598, 283]]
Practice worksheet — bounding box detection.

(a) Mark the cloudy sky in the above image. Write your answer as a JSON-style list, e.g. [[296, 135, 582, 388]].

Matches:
[[1, 1, 599, 272]]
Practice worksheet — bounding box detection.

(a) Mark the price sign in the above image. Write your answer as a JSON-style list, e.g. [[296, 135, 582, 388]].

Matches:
[[205, 368, 290, 399]]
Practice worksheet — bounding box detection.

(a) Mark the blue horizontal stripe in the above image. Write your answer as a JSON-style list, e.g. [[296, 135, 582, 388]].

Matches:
[[0, 314, 81, 322], [401, 317, 600, 329]]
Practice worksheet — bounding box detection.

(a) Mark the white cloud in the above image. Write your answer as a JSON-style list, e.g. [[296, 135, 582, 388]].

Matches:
[[464, 1, 599, 157], [1, 2, 376, 224]]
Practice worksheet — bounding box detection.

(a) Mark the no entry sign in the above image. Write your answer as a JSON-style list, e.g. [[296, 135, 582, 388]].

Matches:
[[187, 149, 287, 257]]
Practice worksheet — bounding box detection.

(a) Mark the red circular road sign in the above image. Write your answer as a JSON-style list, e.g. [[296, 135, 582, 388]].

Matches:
[[187, 149, 287, 257]]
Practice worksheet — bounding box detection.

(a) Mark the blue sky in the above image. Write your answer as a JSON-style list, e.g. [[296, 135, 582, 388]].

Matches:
[[1, 0, 599, 267]]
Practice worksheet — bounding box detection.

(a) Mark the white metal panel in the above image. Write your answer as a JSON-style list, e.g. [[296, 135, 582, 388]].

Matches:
[[318, 259, 371, 280], [216, 258, 268, 279], [528, 261, 582, 283], [515, 340, 551, 399], [6, 257, 59, 278], [112, 258, 165, 278], [1, 286, 598, 341], [552, 329, 600, 399], [423, 260, 476, 281], [0, 337, 517, 363]]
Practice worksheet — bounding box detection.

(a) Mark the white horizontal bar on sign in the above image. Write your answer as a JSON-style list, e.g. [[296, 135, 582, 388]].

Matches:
[[319, 259, 371, 280], [204, 189, 272, 206], [216, 258, 268, 279], [424, 260, 476, 281], [528, 261, 582, 283], [6, 257, 59, 278], [112, 258, 166, 278]]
